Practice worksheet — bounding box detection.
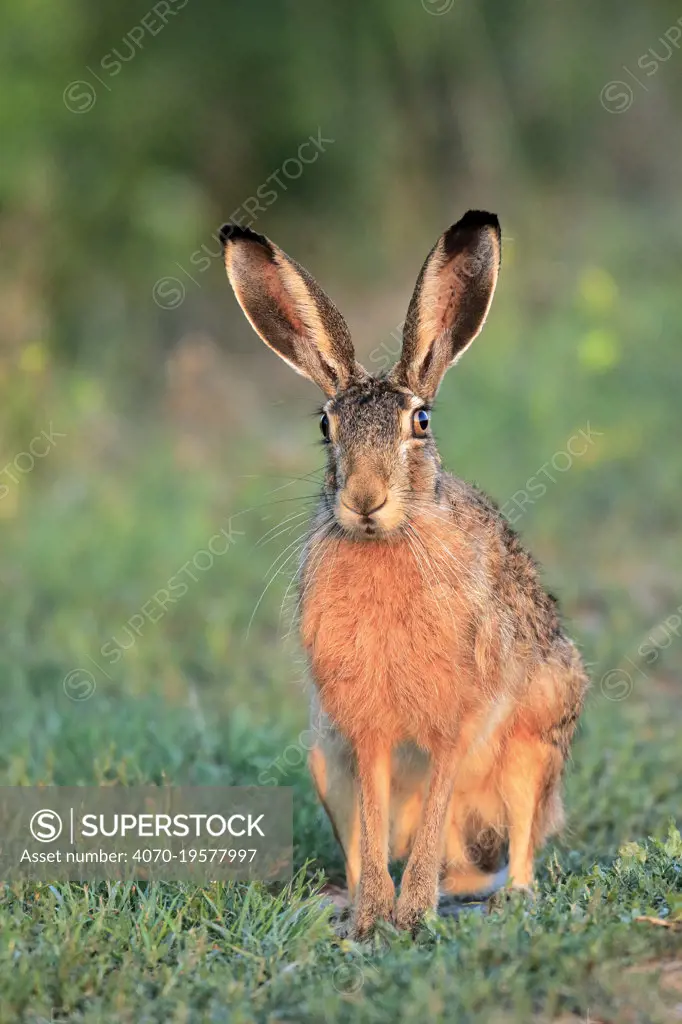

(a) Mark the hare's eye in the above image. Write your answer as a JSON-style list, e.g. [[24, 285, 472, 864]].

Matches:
[[412, 408, 430, 437], [319, 413, 330, 440]]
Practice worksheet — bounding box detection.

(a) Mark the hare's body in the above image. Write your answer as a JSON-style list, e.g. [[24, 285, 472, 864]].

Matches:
[[221, 210, 588, 936], [303, 475, 585, 909]]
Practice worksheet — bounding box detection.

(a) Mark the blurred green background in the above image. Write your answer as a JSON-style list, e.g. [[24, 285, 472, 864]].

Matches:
[[2, 0, 681, 695], [2, 0, 682, 819], [1, 2, 682, 1018]]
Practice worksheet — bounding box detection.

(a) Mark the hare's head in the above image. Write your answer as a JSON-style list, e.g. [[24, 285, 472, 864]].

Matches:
[[221, 211, 500, 539]]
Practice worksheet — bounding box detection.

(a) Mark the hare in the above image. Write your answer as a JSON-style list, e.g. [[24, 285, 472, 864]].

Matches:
[[220, 210, 588, 938]]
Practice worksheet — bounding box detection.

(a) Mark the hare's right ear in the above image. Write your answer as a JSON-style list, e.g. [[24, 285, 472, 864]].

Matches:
[[392, 210, 501, 400], [220, 224, 363, 396]]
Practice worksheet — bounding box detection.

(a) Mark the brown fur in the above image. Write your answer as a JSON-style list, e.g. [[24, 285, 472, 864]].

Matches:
[[302, 489, 586, 931], [221, 210, 589, 938]]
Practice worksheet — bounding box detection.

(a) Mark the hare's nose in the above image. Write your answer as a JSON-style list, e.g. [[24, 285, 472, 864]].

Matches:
[[342, 494, 387, 519]]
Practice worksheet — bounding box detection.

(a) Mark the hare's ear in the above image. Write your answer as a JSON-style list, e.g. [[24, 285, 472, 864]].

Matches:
[[392, 210, 501, 400], [221, 224, 363, 396]]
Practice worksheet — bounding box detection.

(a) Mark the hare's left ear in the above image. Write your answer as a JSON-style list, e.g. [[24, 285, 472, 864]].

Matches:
[[391, 210, 501, 400], [221, 224, 364, 396]]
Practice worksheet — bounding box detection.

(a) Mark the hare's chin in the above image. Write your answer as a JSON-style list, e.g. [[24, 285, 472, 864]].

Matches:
[[334, 511, 405, 541], [339, 523, 383, 540]]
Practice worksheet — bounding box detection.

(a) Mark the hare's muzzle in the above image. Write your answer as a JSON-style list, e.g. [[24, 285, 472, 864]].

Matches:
[[336, 481, 402, 538]]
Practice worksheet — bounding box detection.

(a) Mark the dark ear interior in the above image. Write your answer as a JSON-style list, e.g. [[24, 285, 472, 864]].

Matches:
[[392, 210, 501, 399], [221, 224, 363, 395]]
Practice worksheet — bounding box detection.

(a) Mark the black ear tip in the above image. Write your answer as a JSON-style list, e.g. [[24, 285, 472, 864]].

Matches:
[[454, 209, 500, 236], [442, 210, 501, 258], [219, 223, 270, 249]]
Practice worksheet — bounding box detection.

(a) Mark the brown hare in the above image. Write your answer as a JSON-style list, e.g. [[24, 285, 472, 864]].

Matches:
[[220, 211, 588, 938]]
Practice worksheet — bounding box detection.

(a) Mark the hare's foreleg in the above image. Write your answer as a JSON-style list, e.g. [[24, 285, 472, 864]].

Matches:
[[394, 749, 457, 930], [353, 740, 395, 938]]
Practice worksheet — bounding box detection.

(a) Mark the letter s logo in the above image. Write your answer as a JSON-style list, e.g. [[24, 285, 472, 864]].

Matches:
[[30, 809, 63, 842]]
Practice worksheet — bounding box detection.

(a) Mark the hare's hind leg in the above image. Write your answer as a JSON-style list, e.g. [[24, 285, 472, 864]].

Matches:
[[442, 833, 507, 897], [441, 864, 505, 897], [500, 662, 582, 890], [308, 731, 361, 899], [500, 730, 564, 890], [441, 794, 507, 898]]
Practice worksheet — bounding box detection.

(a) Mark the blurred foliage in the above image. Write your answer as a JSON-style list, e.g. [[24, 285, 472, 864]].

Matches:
[[2, 0, 682, 373]]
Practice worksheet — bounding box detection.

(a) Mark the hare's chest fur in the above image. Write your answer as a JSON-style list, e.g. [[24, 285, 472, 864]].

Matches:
[[300, 524, 481, 746]]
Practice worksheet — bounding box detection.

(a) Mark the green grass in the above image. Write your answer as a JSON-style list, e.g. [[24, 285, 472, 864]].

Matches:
[[1, 254, 682, 1021], [0, 685, 681, 1023]]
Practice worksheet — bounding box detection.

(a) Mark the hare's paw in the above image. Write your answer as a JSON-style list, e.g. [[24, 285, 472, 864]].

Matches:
[[395, 865, 439, 932], [352, 870, 395, 939]]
